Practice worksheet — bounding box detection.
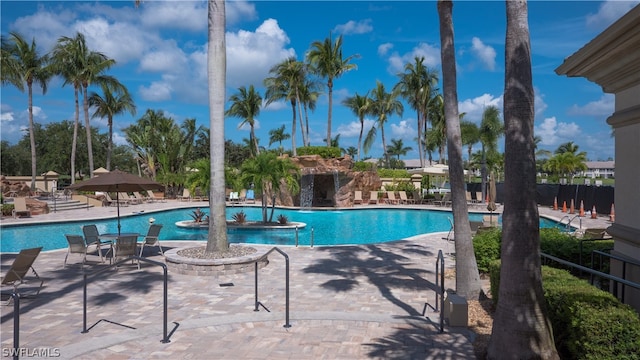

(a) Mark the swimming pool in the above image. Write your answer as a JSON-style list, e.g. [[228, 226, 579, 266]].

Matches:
[[1, 207, 564, 253], [1, 207, 489, 252]]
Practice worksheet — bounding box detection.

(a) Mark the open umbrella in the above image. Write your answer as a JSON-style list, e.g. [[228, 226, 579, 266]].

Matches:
[[66, 169, 164, 235], [487, 171, 497, 225]]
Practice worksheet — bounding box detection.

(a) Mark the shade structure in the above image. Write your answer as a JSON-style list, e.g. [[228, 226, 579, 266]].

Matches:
[[67, 170, 164, 234]]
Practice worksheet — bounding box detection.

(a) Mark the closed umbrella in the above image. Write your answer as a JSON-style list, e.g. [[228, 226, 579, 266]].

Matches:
[[487, 171, 497, 225], [66, 169, 164, 235]]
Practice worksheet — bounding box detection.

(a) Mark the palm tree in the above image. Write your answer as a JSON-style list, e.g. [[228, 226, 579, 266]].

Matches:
[[88, 82, 136, 170], [207, 0, 228, 253], [554, 141, 581, 155], [344, 146, 358, 158], [461, 120, 480, 181], [386, 139, 413, 160], [268, 124, 290, 154], [487, 1, 560, 357], [226, 85, 262, 156], [427, 94, 447, 162], [306, 33, 358, 147], [342, 92, 370, 161], [394, 56, 440, 167], [479, 105, 503, 201], [185, 158, 211, 200], [437, 0, 481, 300], [300, 78, 321, 146], [2, 32, 52, 190], [364, 81, 403, 167], [264, 57, 306, 155], [240, 152, 300, 223], [52, 32, 116, 179]]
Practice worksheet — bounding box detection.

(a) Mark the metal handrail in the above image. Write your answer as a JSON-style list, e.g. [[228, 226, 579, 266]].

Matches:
[[253, 247, 290, 328], [82, 256, 170, 343], [435, 250, 445, 333], [11, 292, 20, 360], [592, 249, 640, 301]]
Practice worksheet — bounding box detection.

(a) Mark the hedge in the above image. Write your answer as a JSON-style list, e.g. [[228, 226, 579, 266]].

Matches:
[[296, 146, 341, 158]]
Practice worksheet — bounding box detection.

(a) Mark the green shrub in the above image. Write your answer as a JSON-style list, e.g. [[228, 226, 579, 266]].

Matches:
[[277, 214, 288, 224], [472, 227, 502, 273], [353, 161, 376, 172], [377, 168, 410, 179], [539, 228, 613, 271], [2, 204, 14, 216], [489, 263, 640, 359], [296, 146, 341, 158]]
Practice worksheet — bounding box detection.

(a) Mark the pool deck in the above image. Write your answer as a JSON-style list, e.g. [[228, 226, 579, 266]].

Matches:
[[1, 200, 613, 359]]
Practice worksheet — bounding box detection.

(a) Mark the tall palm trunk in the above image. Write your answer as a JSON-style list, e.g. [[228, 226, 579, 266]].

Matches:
[[437, 0, 481, 299], [380, 123, 389, 167], [206, 0, 229, 252], [488, 1, 559, 358], [290, 99, 297, 156], [357, 116, 364, 161], [82, 86, 94, 178], [71, 87, 80, 184], [106, 115, 113, 170], [417, 109, 424, 167], [326, 79, 333, 147], [295, 90, 306, 147], [27, 81, 37, 191]]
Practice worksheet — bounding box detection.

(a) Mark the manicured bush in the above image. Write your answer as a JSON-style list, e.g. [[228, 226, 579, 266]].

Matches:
[[377, 168, 410, 179], [2, 204, 14, 217], [489, 263, 640, 359], [472, 227, 502, 273], [353, 161, 376, 172], [296, 146, 341, 158]]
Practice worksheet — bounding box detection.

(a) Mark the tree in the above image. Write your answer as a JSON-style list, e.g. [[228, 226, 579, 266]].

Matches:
[[2, 32, 52, 190], [394, 56, 440, 167], [226, 85, 262, 157], [342, 92, 370, 161], [306, 33, 358, 147], [264, 57, 306, 154], [207, 0, 228, 253], [386, 139, 412, 160], [364, 81, 403, 167], [88, 81, 136, 170], [487, 1, 560, 357], [437, 0, 481, 300], [185, 158, 211, 200], [479, 105, 503, 202], [428, 94, 447, 163], [461, 120, 480, 181], [240, 153, 300, 223], [268, 124, 290, 154]]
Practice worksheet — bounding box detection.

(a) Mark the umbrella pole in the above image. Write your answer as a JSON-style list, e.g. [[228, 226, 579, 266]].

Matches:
[[116, 191, 121, 236]]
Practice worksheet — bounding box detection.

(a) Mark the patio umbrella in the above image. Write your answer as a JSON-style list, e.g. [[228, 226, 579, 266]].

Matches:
[[487, 171, 497, 225], [66, 169, 164, 235]]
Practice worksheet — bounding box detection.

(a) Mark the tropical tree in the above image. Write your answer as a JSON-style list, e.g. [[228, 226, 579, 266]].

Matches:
[[88, 81, 136, 170], [268, 124, 290, 154], [479, 105, 503, 201], [487, 1, 560, 357], [300, 78, 321, 146], [306, 33, 358, 147], [427, 94, 447, 163], [344, 146, 358, 158], [52, 32, 117, 179], [240, 152, 300, 223], [461, 120, 480, 181], [386, 139, 413, 160], [437, 0, 481, 300], [264, 57, 306, 154], [207, 0, 228, 253], [342, 92, 370, 161], [185, 158, 211, 200], [2, 32, 52, 190], [364, 81, 403, 167], [226, 85, 262, 156], [394, 56, 440, 167]]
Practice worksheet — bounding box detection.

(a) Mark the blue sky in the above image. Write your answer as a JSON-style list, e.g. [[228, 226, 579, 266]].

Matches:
[[2, 1, 638, 162]]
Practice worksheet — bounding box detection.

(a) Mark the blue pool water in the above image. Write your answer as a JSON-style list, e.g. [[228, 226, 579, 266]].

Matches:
[[0, 207, 560, 253]]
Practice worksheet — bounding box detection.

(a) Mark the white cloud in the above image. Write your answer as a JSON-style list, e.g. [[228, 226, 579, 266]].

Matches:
[[377, 43, 393, 56], [567, 94, 614, 117], [383, 42, 441, 74], [458, 94, 503, 123], [226, 1, 259, 25], [139, 81, 173, 102], [334, 19, 373, 35], [139, 1, 207, 31], [390, 119, 416, 140], [470, 37, 496, 71], [139, 44, 189, 73], [337, 118, 375, 137], [586, 0, 639, 30], [534, 116, 582, 147], [263, 100, 289, 112], [226, 18, 296, 89]]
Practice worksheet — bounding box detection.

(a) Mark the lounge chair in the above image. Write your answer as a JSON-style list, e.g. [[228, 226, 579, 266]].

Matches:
[[245, 189, 256, 204], [353, 190, 363, 205], [239, 189, 247, 203], [475, 192, 484, 204], [12, 197, 31, 218], [133, 191, 150, 203], [147, 190, 165, 202], [229, 191, 239, 203], [368, 191, 379, 205], [113, 236, 139, 270], [139, 224, 164, 257], [104, 192, 128, 207], [435, 193, 452, 207], [398, 191, 413, 204], [64, 234, 93, 268], [1, 247, 44, 303], [119, 192, 140, 205], [386, 191, 398, 204], [178, 188, 192, 202]]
